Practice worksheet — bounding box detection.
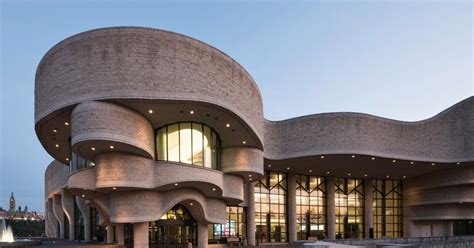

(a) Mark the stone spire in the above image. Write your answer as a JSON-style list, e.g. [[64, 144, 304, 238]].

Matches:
[[9, 192, 15, 212]]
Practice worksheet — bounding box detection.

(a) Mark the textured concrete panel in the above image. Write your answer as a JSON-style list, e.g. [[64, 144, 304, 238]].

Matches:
[[35, 27, 264, 143], [265, 97, 473, 163], [71, 101, 155, 160], [45, 160, 69, 199], [221, 147, 264, 179]]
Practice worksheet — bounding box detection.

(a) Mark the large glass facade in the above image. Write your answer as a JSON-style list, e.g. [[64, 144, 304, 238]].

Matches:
[[296, 175, 327, 240], [255, 171, 287, 243], [373, 179, 403, 238], [335, 178, 364, 239], [208, 206, 246, 244], [149, 205, 197, 247], [156, 122, 220, 170]]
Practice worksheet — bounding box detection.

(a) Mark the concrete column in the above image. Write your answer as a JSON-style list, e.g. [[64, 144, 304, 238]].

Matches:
[[133, 222, 149, 248], [116, 224, 125, 245], [447, 221, 454, 236], [52, 194, 65, 239], [288, 172, 297, 243], [61, 190, 75, 241], [246, 182, 256, 246], [76, 196, 91, 242], [364, 179, 374, 238], [106, 224, 114, 244], [45, 200, 53, 237], [326, 176, 335, 240], [198, 221, 208, 248]]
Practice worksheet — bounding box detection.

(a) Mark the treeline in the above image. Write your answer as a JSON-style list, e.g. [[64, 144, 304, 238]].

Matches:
[[5, 220, 45, 237]]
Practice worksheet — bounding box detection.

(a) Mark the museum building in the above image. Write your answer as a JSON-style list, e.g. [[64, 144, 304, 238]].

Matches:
[[37, 27, 474, 248]]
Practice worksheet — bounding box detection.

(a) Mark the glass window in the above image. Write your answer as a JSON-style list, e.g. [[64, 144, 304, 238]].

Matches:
[[208, 206, 247, 243], [373, 179, 403, 238], [255, 171, 287, 243], [296, 175, 327, 240], [335, 178, 364, 239], [69, 152, 94, 174], [156, 122, 220, 170]]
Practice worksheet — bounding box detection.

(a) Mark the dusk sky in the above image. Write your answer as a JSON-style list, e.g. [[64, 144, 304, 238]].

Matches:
[[1, 0, 472, 212]]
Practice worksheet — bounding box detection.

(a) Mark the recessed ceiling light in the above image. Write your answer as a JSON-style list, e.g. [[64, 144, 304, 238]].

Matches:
[[386, 175, 390, 178], [91, 162, 95, 166], [410, 161, 414, 165], [326, 171, 330, 174], [148, 109, 153, 114], [432, 163, 436, 165], [190, 202, 193, 206], [287, 167, 290, 170], [403, 176, 406, 179], [364, 174, 368, 177], [53, 129, 58, 133], [347, 173, 351, 176], [392, 160, 396, 163], [91, 147, 96, 151], [189, 110, 194, 114], [242, 141, 246, 144], [309, 169, 312, 173], [81, 195, 85, 198], [109, 145, 115, 149], [226, 123, 230, 128], [64, 122, 69, 126], [456, 162, 461, 165], [320, 155, 325, 159], [174, 183, 178, 186], [268, 164, 271, 167], [55, 144, 59, 148], [248, 174, 252, 177], [351, 155, 355, 158], [212, 188, 216, 191], [249, 178, 252, 181], [113, 187, 117, 190], [371, 157, 375, 160], [66, 158, 69, 161]]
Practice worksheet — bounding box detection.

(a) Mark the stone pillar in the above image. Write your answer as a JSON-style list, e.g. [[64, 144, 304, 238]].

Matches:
[[288, 173, 297, 243], [326, 176, 335, 240], [61, 190, 75, 241], [107, 224, 114, 244], [45, 200, 54, 237], [447, 221, 454, 236], [198, 221, 208, 248], [134, 222, 149, 248], [76, 196, 91, 242], [364, 179, 374, 238], [246, 182, 256, 246], [116, 224, 125, 245], [52, 194, 65, 239]]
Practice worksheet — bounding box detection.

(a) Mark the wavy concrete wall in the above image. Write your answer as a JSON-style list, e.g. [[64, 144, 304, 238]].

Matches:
[[265, 97, 473, 163], [45, 160, 69, 199]]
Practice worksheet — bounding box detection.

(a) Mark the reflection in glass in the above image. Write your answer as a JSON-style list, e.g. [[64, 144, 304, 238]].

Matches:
[[156, 122, 220, 170], [296, 175, 327, 240], [335, 178, 364, 239], [373, 179, 402, 238], [208, 206, 246, 243], [255, 171, 287, 243]]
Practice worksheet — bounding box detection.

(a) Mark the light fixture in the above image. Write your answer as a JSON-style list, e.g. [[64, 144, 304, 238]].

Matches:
[[113, 187, 117, 190], [287, 167, 290, 170], [371, 157, 375, 160], [432, 163, 436, 165], [189, 110, 194, 114], [91, 162, 95, 166], [248, 174, 252, 177], [148, 109, 153, 114], [212, 188, 216, 191], [242, 141, 246, 144], [392, 160, 396, 163], [226, 123, 230, 128], [326, 171, 330, 174], [65, 122, 69, 126], [457, 162, 461, 165], [55, 144, 59, 148], [53, 129, 58, 133], [364, 174, 368, 177], [320, 155, 325, 159], [347, 173, 351, 176], [81, 194, 85, 198], [309, 169, 312, 173], [351, 155, 355, 158], [249, 178, 252, 181], [190, 202, 193, 206], [109, 145, 115, 149], [386, 175, 390, 178], [410, 161, 414, 165], [268, 164, 272, 168], [174, 183, 178, 186], [91, 147, 96, 151], [66, 158, 69, 161], [403, 176, 406, 179]]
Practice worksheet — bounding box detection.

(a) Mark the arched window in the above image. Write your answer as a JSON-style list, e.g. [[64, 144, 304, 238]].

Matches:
[[156, 122, 220, 170]]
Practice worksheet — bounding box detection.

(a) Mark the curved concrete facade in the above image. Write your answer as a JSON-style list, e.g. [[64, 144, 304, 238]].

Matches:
[[38, 27, 473, 246]]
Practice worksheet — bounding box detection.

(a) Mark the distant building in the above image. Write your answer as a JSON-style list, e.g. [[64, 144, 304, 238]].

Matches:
[[9, 192, 15, 212], [1, 193, 44, 221]]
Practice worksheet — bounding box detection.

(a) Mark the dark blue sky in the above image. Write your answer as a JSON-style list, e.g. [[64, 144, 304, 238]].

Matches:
[[1, 0, 472, 212]]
